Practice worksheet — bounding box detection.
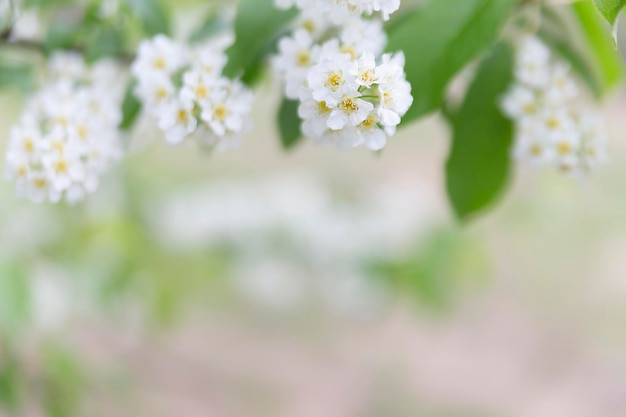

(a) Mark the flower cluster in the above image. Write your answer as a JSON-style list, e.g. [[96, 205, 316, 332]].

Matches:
[[5, 53, 124, 204], [132, 35, 254, 150], [273, 0, 412, 151], [501, 36, 607, 175], [275, 0, 400, 23]]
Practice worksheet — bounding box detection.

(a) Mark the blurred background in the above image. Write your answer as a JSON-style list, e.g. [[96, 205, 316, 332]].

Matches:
[[3, 1, 626, 417]]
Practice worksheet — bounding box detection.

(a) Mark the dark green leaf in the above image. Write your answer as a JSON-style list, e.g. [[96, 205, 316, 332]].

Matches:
[[386, 0, 516, 124], [41, 347, 85, 417], [223, 0, 297, 84], [189, 14, 230, 44], [572, 1, 624, 90], [127, 0, 171, 36], [44, 18, 82, 54], [592, 0, 626, 40], [0, 348, 21, 412], [445, 43, 515, 221], [277, 98, 302, 150], [84, 26, 125, 62], [119, 82, 142, 131]]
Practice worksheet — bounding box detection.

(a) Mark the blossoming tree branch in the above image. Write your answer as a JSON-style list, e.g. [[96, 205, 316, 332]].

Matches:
[[0, 0, 624, 221]]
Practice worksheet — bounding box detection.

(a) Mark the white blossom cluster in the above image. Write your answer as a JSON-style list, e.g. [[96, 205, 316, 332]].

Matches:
[[132, 35, 254, 149], [5, 52, 124, 204], [275, 0, 400, 23], [273, 0, 412, 151], [501, 36, 608, 175]]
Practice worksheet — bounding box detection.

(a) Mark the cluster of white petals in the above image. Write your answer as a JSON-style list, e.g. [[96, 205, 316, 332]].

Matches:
[[501, 36, 607, 175], [273, 0, 412, 151], [5, 52, 124, 204], [275, 0, 400, 23], [132, 35, 254, 150]]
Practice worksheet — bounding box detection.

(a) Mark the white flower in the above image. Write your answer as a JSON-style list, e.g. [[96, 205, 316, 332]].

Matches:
[[200, 81, 253, 138], [357, 111, 388, 150], [315, 0, 363, 24], [158, 97, 198, 145], [327, 94, 374, 130], [132, 35, 189, 77], [48, 52, 86, 82], [513, 130, 555, 166], [275, 29, 318, 99], [180, 70, 220, 104], [339, 18, 386, 58], [135, 72, 176, 109], [26, 173, 61, 204], [350, 53, 378, 88], [516, 36, 551, 89], [299, 94, 334, 138], [545, 63, 578, 105], [272, 2, 413, 152], [42, 138, 85, 192], [536, 107, 575, 138], [191, 48, 227, 78], [296, 7, 330, 38], [371, 0, 401, 20], [377, 77, 413, 127], [132, 35, 256, 149], [501, 85, 539, 119], [5, 151, 31, 186], [5, 54, 124, 204], [307, 51, 358, 106], [7, 125, 42, 162]]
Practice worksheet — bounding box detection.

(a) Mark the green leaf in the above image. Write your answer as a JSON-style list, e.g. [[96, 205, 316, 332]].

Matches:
[[592, 0, 626, 40], [0, 348, 22, 413], [223, 0, 297, 85], [44, 18, 82, 54], [0, 60, 34, 92], [0, 263, 30, 334], [445, 43, 515, 221], [572, 1, 624, 90], [277, 98, 303, 150], [189, 14, 230, 44], [84, 26, 125, 63], [41, 346, 85, 417], [386, 0, 516, 124], [127, 0, 171, 36], [119, 82, 142, 131]]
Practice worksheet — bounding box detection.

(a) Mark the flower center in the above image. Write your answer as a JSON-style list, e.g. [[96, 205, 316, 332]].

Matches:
[[24, 139, 34, 153], [154, 57, 166, 69], [530, 144, 543, 156], [34, 178, 47, 189], [195, 85, 209, 99], [214, 105, 228, 121], [326, 71, 344, 90], [557, 142, 572, 156], [359, 70, 376, 85], [340, 97, 359, 113], [177, 109, 189, 123], [55, 160, 68, 174], [340, 46, 356, 60], [361, 115, 376, 129], [296, 50, 311, 67], [156, 87, 168, 100], [546, 117, 560, 130], [78, 125, 88, 140], [317, 101, 332, 114]]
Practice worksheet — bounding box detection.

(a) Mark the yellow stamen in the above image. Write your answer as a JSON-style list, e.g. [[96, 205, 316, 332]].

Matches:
[[153, 57, 166, 69], [214, 105, 228, 121]]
